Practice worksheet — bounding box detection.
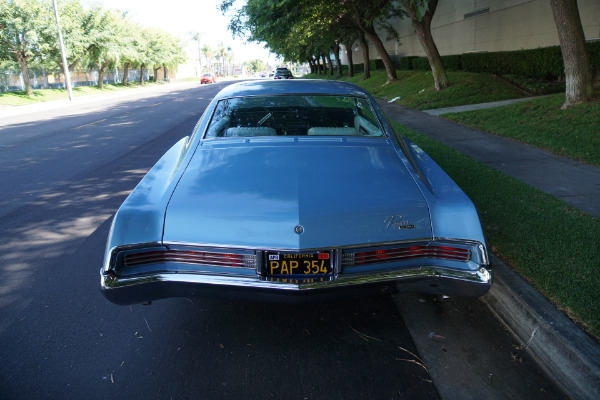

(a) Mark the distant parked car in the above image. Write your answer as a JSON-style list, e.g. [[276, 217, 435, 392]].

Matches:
[[273, 69, 293, 79], [201, 73, 216, 84], [101, 80, 492, 306]]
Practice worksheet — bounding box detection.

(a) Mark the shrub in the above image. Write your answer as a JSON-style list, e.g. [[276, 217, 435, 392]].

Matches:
[[441, 54, 461, 71], [412, 57, 430, 70], [399, 56, 417, 70], [399, 41, 600, 81]]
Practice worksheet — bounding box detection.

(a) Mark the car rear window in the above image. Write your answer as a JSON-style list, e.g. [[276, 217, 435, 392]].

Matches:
[[204, 95, 385, 138]]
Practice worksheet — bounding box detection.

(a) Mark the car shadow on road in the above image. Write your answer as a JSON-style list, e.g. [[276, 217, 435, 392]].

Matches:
[[115, 295, 440, 400]]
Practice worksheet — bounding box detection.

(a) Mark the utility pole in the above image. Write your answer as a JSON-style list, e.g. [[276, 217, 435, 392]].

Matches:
[[52, 0, 73, 101]]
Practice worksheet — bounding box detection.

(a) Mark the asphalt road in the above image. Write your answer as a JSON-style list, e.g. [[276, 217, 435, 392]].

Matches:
[[0, 81, 565, 399]]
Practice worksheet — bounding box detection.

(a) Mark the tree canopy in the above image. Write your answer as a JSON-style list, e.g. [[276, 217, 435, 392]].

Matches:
[[220, 0, 404, 82], [0, 0, 186, 94]]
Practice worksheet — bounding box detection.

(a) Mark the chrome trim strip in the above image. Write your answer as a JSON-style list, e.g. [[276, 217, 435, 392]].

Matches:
[[101, 266, 492, 292], [160, 237, 474, 253]]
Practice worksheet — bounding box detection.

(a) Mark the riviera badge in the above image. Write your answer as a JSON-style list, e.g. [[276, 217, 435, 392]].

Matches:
[[384, 215, 415, 230]]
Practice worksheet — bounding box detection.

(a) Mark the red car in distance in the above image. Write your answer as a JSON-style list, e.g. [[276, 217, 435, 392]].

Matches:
[[201, 73, 217, 84]]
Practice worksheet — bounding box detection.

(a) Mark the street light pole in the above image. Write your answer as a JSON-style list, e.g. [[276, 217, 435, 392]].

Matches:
[[52, 0, 73, 101]]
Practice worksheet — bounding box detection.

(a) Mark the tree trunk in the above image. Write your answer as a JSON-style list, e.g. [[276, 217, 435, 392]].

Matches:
[[343, 41, 355, 78], [330, 42, 342, 78], [139, 63, 145, 84], [320, 54, 328, 75], [353, 9, 396, 83], [164, 64, 169, 81], [549, 0, 593, 109], [97, 63, 104, 89], [331, 42, 343, 78], [404, 0, 448, 90], [122, 63, 130, 85], [16, 51, 33, 96], [326, 53, 334, 76], [97, 60, 110, 89], [308, 59, 315, 74], [357, 29, 370, 80], [101, 60, 111, 88]]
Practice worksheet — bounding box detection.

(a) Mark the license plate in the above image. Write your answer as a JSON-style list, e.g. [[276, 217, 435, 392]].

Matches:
[[265, 251, 332, 281]]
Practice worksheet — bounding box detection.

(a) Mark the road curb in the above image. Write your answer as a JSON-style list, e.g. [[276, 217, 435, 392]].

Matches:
[[483, 254, 600, 399]]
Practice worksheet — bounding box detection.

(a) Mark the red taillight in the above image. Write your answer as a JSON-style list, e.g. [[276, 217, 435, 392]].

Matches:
[[344, 245, 471, 267], [124, 250, 253, 268]]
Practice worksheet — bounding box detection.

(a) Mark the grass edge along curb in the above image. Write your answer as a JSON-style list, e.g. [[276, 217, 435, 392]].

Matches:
[[392, 121, 600, 339], [0, 81, 170, 106]]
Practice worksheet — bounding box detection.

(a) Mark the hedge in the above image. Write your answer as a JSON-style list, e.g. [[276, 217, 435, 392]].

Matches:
[[399, 41, 600, 80], [338, 59, 387, 75], [398, 56, 415, 70]]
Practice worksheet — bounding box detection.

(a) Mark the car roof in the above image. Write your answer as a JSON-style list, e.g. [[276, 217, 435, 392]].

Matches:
[[213, 79, 372, 99]]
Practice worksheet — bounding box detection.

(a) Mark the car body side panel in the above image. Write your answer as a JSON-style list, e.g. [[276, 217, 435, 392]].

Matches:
[[104, 137, 190, 263], [401, 138, 487, 245]]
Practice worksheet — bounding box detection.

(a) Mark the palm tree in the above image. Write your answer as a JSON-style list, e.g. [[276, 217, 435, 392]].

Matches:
[[216, 43, 232, 75], [190, 32, 203, 76], [226, 52, 234, 75], [201, 44, 213, 74]]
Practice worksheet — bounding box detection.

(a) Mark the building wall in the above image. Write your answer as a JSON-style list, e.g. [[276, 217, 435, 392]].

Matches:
[[343, 0, 600, 64]]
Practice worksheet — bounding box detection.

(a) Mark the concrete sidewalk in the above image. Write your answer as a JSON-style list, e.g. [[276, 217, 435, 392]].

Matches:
[[421, 97, 542, 116], [378, 99, 600, 400]]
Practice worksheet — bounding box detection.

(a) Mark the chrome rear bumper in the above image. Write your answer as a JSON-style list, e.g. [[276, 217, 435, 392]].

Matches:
[[101, 266, 493, 305]]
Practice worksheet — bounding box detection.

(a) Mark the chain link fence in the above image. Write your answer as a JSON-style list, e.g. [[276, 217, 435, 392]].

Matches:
[[0, 68, 150, 92]]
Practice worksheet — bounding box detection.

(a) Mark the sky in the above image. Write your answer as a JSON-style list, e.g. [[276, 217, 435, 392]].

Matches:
[[98, 0, 278, 64]]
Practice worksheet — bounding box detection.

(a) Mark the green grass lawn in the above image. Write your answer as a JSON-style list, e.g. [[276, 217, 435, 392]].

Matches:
[[0, 82, 165, 106], [304, 70, 528, 109], [392, 122, 600, 338]]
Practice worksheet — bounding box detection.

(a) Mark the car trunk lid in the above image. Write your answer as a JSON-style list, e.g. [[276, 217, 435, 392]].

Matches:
[[163, 138, 432, 249]]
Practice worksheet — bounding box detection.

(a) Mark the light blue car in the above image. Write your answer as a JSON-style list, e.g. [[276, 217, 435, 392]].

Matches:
[[101, 80, 492, 305]]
